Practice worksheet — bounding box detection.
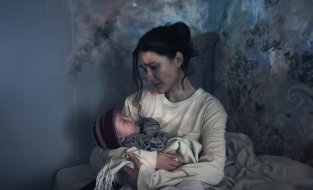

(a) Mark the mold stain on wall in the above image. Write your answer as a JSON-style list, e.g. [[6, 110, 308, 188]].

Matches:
[[67, 0, 213, 77], [216, 0, 313, 161]]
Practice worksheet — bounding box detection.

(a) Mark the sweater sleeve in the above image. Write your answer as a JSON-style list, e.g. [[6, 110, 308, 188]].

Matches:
[[136, 99, 227, 189], [197, 101, 227, 182]]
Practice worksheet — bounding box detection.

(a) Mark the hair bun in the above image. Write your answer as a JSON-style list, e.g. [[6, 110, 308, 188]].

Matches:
[[168, 22, 197, 58], [169, 22, 191, 41]]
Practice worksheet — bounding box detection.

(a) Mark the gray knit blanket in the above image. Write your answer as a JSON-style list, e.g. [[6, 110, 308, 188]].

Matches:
[[121, 117, 172, 151]]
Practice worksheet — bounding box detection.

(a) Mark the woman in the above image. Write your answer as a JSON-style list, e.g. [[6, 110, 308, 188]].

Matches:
[[121, 22, 227, 190]]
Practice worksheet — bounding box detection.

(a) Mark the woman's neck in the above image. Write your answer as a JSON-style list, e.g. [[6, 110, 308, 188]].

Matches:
[[165, 74, 197, 103]]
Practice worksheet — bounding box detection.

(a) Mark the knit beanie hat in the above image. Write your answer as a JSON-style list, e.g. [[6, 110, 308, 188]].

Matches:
[[92, 108, 121, 149]]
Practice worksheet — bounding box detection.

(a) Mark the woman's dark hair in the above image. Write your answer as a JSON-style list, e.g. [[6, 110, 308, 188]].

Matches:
[[132, 21, 198, 115]]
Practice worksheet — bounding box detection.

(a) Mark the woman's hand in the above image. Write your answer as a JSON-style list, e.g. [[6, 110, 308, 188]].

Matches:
[[122, 152, 142, 188], [156, 152, 182, 171]]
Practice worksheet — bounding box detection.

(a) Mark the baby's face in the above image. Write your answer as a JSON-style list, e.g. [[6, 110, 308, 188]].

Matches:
[[114, 112, 139, 143]]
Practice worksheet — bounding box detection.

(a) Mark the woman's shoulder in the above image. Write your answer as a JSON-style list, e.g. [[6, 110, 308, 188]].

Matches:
[[194, 88, 220, 103], [195, 88, 226, 113]]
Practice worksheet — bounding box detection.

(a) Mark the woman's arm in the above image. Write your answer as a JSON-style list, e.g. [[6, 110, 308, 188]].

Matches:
[[136, 103, 227, 189], [156, 152, 182, 170], [124, 137, 202, 189]]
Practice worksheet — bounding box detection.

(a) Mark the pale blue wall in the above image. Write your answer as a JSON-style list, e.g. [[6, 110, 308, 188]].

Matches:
[[0, 1, 127, 189]]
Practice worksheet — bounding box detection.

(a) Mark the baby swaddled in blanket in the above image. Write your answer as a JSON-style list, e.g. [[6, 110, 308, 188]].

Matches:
[[92, 108, 202, 190]]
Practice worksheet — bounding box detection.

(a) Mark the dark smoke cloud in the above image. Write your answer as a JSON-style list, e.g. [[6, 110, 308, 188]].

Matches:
[[67, 0, 211, 76]]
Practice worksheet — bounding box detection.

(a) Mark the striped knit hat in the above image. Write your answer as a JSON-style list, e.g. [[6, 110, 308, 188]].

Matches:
[[92, 108, 121, 149]]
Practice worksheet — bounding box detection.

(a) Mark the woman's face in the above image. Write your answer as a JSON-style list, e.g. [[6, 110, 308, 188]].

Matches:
[[138, 51, 182, 94]]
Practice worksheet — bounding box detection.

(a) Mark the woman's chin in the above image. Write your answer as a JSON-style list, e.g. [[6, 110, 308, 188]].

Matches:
[[154, 86, 165, 94]]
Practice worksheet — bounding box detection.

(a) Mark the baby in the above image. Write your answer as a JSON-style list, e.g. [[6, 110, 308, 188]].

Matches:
[[91, 108, 202, 190], [92, 108, 172, 151]]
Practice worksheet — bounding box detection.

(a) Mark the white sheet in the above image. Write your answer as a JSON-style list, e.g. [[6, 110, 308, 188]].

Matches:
[[220, 132, 313, 190]]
